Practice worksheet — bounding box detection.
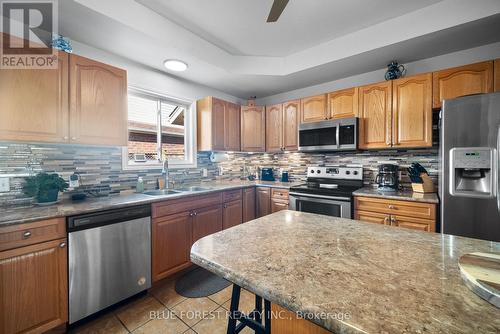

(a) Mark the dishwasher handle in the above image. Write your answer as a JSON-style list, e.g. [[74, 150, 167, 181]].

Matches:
[[68, 205, 151, 231]]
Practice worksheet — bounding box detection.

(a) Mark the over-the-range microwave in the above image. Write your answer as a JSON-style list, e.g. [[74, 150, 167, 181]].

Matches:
[[298, 117, 358, 152]]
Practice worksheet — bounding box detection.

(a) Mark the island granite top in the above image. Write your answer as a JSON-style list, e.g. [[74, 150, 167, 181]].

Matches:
[[353, 187, 439, 204], [191, 210, 500, 334], [0, 180, 299, 227]]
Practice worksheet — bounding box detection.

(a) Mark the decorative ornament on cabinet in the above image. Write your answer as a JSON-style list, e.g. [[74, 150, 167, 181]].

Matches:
[[385, 61, 406, 81], [51, 35, 73, 53]]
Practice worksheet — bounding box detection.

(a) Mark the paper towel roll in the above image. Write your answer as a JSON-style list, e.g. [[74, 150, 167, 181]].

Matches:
[[210, 152, 229, 163]]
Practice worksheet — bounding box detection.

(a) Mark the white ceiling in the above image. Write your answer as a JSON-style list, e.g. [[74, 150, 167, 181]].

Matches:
[[135, 0, 442, 57], [61, 0, 500, 99]]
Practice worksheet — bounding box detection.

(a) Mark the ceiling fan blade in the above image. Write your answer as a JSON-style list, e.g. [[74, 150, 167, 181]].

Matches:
[[266, 0, 289, 22]]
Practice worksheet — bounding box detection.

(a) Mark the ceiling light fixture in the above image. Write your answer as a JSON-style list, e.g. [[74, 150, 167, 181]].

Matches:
[[163, 59, 188, 72]]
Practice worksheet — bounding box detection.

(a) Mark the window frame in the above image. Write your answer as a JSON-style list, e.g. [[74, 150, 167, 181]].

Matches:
[[122, 87, 197, 170]]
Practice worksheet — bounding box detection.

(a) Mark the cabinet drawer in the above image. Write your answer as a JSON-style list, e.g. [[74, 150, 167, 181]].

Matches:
[[153, 192, 222, 218], [223, 189, 242, 202], [392, 215, 436, 232], [354, 210, 389, 225], [354, 196, 435, 220], [271, 188, 289, 200], [0, 218, 66, 252]]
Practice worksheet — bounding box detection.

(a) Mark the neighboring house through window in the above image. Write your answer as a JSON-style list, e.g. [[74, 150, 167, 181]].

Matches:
[[122, 88, 196, 169]]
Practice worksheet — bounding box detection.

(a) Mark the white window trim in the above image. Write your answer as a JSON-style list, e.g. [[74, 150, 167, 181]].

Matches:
[[122, 87, 197, 170]]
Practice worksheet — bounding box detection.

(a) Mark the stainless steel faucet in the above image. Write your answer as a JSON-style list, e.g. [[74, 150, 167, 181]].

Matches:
[[162, 159, 170, 189]]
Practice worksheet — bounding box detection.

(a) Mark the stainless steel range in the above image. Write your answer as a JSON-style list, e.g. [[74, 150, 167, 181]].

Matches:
[[289, 166, 363, 218]]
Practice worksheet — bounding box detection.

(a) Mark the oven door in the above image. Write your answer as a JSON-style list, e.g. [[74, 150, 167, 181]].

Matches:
[[289, 192, 352, 218]]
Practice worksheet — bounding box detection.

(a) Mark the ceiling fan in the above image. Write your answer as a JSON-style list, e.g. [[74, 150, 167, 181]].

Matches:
[[266, 0, 289, 22]]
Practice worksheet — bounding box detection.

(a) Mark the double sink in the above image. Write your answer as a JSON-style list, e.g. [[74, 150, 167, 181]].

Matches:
[[143, 186, 213, 196]]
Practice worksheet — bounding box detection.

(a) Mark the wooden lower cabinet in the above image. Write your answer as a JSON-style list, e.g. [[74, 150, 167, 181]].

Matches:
[[271, 199, 289, 213], [271, 304, 331, 334], [256, 187, 271, 218], [152, 211, 193, 282], [223, 200, 243, 229], [242, 187, 256, 223], [354, 196, 436, 232], [0, 238, 68, 334], [192, 204, 223, 243]]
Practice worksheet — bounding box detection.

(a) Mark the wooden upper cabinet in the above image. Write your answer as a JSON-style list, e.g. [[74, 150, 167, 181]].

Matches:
[[266, 104, 283, 152], [224, 102, 241, 151], [282, 100, 299, 150], [495, 59, 500, 92], [69, 54, 128, 146], [328, 87, 358, 119], [197, 97, 241, 151], [0, 51, 69, 143], [432, 61, 494, 109], [241, 106, 265, 152], [358, 81, 392, 149], [392, 73, 433, 148], [0, 238, 68, 334], [300, 94, 327, 123]]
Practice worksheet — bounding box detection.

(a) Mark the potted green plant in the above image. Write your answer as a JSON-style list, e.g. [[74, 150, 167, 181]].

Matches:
[[23, 173, 69, 204]]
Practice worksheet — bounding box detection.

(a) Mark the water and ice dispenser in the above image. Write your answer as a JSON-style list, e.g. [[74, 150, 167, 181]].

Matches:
[[449, 147, 497, 198]]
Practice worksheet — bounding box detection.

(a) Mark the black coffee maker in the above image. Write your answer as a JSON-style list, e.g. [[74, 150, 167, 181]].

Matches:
[[375, 164, 399, 191]]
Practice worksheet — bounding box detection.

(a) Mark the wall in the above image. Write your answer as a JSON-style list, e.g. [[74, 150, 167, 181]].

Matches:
[[256, 41, 500, 105]]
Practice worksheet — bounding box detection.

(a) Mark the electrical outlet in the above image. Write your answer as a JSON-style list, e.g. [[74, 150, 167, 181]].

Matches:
[[202, 168, 208, 177], [0, 177, 10, 192]]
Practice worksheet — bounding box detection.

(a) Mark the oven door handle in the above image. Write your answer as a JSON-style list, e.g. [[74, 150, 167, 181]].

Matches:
[[289, 192, 350, 202]]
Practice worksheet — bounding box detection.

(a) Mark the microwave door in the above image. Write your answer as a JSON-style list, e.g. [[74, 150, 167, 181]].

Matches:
[[298, 122, 338, 151]]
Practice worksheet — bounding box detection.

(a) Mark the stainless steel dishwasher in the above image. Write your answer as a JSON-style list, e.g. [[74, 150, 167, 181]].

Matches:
[[68, 205, 151, 324]]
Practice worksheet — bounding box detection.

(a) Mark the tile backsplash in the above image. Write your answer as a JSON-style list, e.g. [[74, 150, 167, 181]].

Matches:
[[0, 142, 438, 206]]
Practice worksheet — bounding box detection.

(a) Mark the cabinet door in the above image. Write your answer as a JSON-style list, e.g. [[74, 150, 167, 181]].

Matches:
[[271, 199, 288, 213], [392, 74, 432, 148], [224, 102, 241, 151], [69, 54, 127, 146], [300, 94, 327, 123], [266, 104, 283, 152], [391, 215, 436, 232], [0, 238, 67, 334], [432, 61, 493, 109], [192, 204, 223, 243], [358, 81, 392, 149], [354, 210, 389, 225], [256, 187, 271, 218], [211, 97, 226, 151], [0, 51, 69, 143], [152, 212, 192, 282], [328, 87, 358, 119], [242, 187, 256, 223], [223, 200, 243, 229], [283, 100, 299, 151], [495, 59, 500, 92], [241, 106, 265, 152]]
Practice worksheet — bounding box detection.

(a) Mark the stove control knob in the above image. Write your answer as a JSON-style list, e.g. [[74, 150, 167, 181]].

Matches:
[[346, 171, 351, 175], [317, 170, 321, 174], [310, 170, 315, 173], [353, 171, 359, 175]]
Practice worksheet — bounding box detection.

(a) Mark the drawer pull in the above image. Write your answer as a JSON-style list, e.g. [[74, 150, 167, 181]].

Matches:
[[388, 205, 396, 209], [22, 231, 32, 239], [59, 242, 66, 248], [384, 216, 390, 225]]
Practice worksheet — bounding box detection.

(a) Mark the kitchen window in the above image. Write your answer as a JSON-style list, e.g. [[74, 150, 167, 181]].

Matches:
[[122, 88, 196, 169]]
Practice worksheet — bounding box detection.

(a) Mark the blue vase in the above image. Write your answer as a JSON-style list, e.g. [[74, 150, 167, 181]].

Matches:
[[385, 61, 406, 80]]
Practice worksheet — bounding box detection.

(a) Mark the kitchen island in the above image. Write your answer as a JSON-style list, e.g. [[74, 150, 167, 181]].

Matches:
[[191, 210, 500, 334]]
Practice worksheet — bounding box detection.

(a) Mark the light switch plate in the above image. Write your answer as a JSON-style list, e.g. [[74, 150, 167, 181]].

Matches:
[[202, 168, 208, 177], [0, 177, 10, 192]]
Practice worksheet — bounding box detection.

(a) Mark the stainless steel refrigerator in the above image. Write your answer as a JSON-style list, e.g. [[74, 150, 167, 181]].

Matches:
[[440, 92, 500, 242]]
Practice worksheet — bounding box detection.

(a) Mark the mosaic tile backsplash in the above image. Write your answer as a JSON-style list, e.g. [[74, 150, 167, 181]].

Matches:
[[0, 142, 438, 207]]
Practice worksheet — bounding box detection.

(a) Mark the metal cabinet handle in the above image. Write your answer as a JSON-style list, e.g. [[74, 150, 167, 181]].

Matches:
[[63, 136, 68, 140], [383, 216, 389, 225], [223, 204, 227, 208], [22, 231, 32, 239], [189, 212, 194, 217], [390, 216, 397, 226], [193, 211, 197, 216], [71, 137, 77, 141], [388, 205, 396, 210], [59, 242, 66, 248]]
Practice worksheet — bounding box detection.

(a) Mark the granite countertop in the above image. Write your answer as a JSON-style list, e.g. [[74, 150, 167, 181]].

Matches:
[[191, 210, 500, 334], [353, 187, 439, 204], [0, 180, 300, 227]]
